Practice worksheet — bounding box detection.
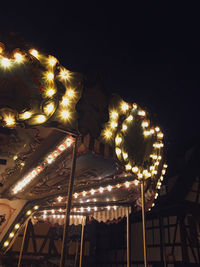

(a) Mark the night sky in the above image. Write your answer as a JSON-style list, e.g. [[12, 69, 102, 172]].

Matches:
[[1, 3, 200, 165]]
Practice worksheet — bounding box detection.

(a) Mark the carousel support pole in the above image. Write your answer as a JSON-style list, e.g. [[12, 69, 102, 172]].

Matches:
[[126, 207, 130, 267], [141, 178, 148, 267], [17, 218, 29, 267], [60, 135, 78, 267], [79, 216, 85, 267]]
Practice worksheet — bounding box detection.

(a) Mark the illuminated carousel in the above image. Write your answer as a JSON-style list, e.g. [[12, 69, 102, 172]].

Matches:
[[0, 42, 167, 267]]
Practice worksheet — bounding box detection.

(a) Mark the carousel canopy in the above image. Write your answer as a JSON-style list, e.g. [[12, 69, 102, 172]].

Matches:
[[0, 42, 167, 252]]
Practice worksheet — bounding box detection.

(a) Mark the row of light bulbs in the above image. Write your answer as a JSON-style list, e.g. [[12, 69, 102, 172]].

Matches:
[[11, 137, 74, 194], [3, 205, 39, 248]]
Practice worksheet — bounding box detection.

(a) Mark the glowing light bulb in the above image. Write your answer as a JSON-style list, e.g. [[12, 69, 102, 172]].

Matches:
[[44, 103, 54, 115], [36, 115, 46, 124], [94, 206, 97, 211], [115, 147, 121, 156], [125, 163, 132, 171], [138, 110, 146, 116], [48, 56, 57, 67], [125, 181, 130, 188], [87, 207, 91, 212], [58, 196, 62, 202], [163, 164, 168, 168], [107, 206, 111, 210], [157, 132, 164, 139], [46, 72, 54, 80], [107, 185, 112, 191], [20, 111, 32, 120], [134, 180, 139, 186], [9, 232, 14, 238], [59, 69, 70, 80], [150, 128, 155, 134], [115, 136, 122, 145], [60, 110, 70, 120], [1, 57, 11, 68], [123, 152, 128, 160], [4, 114, 15, 127], [74, 193, 78, 198], [99, 187, 104, 193], [127, 115, 133, 122], [111, 121, 118, 128], [122, 124, 127, 131], [30, 49, 39, 58], [132, 166, 138, 173], [61, 97, 70, 106], [67, 89, 75, 98], [155, 126, 160, 132], [14, 224, 20, 230], [104, 129, 112, 139], [91, 189, 95, 195], [26, 210, 32, 215], [142, 120, 149, 128], [121, 102, 129, 112], [144, 130, 150, 136], [34, 205, 39, 210], [111, 111, 118, 119], [4, 241, 9, 247], [132, 103, 137, 109], [46, 88, 56, 97], [82, 191, 86, 197], [14, 52, 23, 63]]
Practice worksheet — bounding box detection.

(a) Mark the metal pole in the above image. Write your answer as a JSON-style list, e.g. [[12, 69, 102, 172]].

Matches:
[[60, 136, 78, 267], [126, 207, 130, 267], [79, 216, 85, 267], [17, 219, 29, 267], [141, 179, 148, 267]]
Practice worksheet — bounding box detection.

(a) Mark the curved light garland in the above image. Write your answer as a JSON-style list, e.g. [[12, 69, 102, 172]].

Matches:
[[0, 43, 82, 129]]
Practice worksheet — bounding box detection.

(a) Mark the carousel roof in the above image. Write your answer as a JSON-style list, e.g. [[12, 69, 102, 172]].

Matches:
[[0, 42, 167, 252]]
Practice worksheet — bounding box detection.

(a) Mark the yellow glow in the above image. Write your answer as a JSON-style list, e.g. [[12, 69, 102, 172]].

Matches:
[[14, 52, 23, 63], [99, 187, 104, 193], [19, 111, 32, 120], [111, 121, 118, 128], [36, 115, 46, 124], [110, 111, 118, 119], [138, 173, 143, 179], [125, 181, 130, 188], [4, 114, 15, 127], [59, 69, 70, 80], [132, 166, 139, 173], [125, 163, 132, 171], [155, 126, 160, 132], [104, 129, 112, 139], [121, 102, 129, 112], [44, 103, 55, 115], [48, 56, 57, 67], [122, 152, 128, 160], [4, 241, 9, 247], [67, 88, 75, 98], [1, 57, 11, 68], [115, 147, 121, 156], [9, 232, 14, 238], [61, 97, 70, 106], [144, 130, 150, 136], [30, 49, 39, 58], [150, 128, 155, 134], [163, 164, 168, 168], [26, 210, 32, 215], [142, 120, 149, 128], [157, 132, 164, 139], [122, 124, 127, 131], [60, 110, 70, 120], [13, 155, 18, 160], [132, 103, 137, 109], [138, 110, 146, 116], [46, 72, 54, 80], [127, 115, 133, 122], [46, 88, 56, 97], [34, 205, 39, 210], [115, 136, 122, 145], [14, 223, 20, 230]]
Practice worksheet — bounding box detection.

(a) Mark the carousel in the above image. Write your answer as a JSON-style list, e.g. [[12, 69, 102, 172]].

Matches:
[[0, 42, 167, 267]]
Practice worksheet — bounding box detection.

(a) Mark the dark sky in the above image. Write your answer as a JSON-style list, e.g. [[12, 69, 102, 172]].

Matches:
[[1, 3, 200, 161]]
